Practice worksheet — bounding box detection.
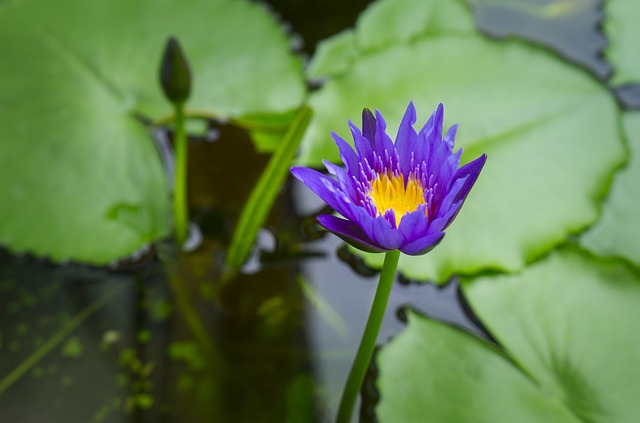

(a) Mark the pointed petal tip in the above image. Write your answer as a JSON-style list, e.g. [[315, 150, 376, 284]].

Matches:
[[290, 166, 303, 178], [361, 108, 375, 127], [403, 100, 416, 125]]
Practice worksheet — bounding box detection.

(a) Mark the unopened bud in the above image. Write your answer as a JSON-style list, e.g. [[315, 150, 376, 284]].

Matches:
[[159, 37, 191, 104]]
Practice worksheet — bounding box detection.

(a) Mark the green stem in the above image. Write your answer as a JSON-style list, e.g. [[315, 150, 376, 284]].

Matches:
[[173, 102, 188, 246], [337, 249, 401, 423]]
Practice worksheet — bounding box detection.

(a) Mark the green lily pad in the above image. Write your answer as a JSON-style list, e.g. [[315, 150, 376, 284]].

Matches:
[[376, 312, 578, 423], [581, 112, 640, 266], [0, 0, 305, 263], [465, 247, 640, 422], [377, 247, 640, 421], [604, 0, 640, 85], [300, 0, 624, 283]]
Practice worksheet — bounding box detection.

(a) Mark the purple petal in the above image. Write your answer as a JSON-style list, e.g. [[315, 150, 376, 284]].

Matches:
[[451, 154, 487, 205], [431, 148, 463, 210], [374, 109, 396, 163], [362, 108, 376, 144], [444, 124, 458, 150], [412, 126, 431, 168], [427, 137, 453, 186], [400, 231, 445, 255], [395, 102, 418, 178], [434, 154, 487, 230], [349, 120, 374, 164], [323, 160, 357, 201], [290, 167, 350, 217], [371, 216, 404, 250], [397, 204, 429, 243], [421, 103, 444, 144], [317, 215, 386, 253], [429, 200, 462, 233], [331, 131, 359, 176]]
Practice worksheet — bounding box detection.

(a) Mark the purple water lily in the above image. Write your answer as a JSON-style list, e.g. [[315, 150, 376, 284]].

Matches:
[[291, 102, 486, 255]]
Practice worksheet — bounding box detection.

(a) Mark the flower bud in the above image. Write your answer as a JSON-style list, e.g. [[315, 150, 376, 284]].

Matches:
[[159, 37, 191, 105]]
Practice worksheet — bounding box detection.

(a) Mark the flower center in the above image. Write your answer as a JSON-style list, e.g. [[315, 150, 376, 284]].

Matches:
[[369, 172, 427, 226]]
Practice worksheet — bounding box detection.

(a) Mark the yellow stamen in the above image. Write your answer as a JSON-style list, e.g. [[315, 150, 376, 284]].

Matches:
[[369, 172, 427, 226]]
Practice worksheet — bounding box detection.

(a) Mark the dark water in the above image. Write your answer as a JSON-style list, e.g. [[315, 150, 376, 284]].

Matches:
[[0, 1, 629, 422]]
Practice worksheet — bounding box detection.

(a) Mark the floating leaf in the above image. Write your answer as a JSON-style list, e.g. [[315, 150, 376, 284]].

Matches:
[[0, 0, 305, 263], [464, 247, 640, 422], [300, 0, 624, 282], [376, 312, 577, 423], [581, 112, 640, 266], [377, 247, 640, 422]]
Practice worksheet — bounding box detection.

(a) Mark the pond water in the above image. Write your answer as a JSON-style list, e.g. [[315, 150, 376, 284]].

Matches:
[[0, 0, 630, 422]]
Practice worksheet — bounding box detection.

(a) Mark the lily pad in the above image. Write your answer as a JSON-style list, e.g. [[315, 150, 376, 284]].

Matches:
[[376, 312, 578, 423], [0, 0, 305, 263], [300, 0, 624, 283], [581, 112, 640, 266], [465, 247, 640, 422], [377, 247, 640, 422], [604, 0, 640, 85]]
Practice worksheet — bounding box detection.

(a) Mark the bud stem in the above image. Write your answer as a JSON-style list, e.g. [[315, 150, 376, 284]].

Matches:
[[173, 102, 188, 246]]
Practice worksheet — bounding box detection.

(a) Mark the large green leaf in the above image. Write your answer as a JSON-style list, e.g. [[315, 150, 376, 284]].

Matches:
[[0, 0, 305, 263], [604, 0, 640, 85], [465, 247, 640, 422], [377, 247, 640, 422], [300, 0, 624, 283], [376, 312, 578, 423], [581, 112, 640, 266]]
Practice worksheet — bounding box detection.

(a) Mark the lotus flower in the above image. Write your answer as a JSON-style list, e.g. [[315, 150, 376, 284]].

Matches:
[[291, 102, 486, 255]]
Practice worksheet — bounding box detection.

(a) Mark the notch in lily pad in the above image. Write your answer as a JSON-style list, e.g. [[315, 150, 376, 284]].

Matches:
[[160, 36, 192, 105]]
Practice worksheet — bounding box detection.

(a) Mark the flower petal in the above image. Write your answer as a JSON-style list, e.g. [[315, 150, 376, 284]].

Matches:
[[444, 123, 458, 150], [331, 131, 359, 176], [400, 231, 445, 255], [372, 216, 404, 250], [451, 153, 487, 205], [290, 167, 350, 216], [398, 204, 429, 243], [349, 120, 374, 164], [317, 214, 386, 253], [432, 148, 463, 208], [375, 109, 396, 164], [323, 160, 357, 201], [421, 103, 444, 144], [395, 101, 418, 178], [362, 108, 377, 144]]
